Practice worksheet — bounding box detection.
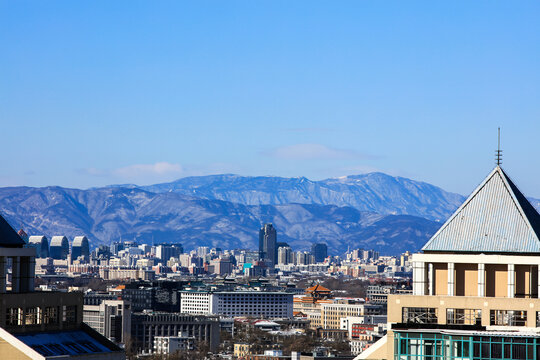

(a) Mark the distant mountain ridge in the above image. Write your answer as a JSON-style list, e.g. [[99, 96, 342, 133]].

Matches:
[[0, 185, 438, 255], [1, 172, 537, 255], [141, 173, 466, 221]]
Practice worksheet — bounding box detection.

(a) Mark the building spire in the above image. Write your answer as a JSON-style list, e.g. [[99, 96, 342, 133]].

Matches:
[[495, 127, 502, 166]]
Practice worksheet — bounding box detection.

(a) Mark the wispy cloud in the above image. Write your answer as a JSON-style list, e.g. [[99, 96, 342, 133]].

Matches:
[[263, 143, 370, 160]]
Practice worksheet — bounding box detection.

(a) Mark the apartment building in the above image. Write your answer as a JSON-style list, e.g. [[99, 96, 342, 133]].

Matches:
[[360, 165, 540, 360]]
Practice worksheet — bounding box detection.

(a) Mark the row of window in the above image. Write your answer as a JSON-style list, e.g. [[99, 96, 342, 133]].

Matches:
[[6, 306, 77, 326], [395, 331, 540, 360], [402, 307, 535, 327]]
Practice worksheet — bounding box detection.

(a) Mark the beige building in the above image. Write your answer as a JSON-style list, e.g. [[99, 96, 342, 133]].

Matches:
[[99, 267, 154, 281], [234, 343, 251, 357], [359, 165, 540, 360], [321, 303, 382, 330]]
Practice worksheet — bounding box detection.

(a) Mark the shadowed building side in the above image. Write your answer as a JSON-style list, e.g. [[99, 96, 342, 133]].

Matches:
[[0, 213, 124, 359], [72, 236, 90, 261], [27, 236, 49, 258], [50, 236, 70, 260]]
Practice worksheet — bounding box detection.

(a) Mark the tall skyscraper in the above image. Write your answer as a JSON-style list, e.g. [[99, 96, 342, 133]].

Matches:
[[259, 223, 277, 266], [311, 243, 328, 263]]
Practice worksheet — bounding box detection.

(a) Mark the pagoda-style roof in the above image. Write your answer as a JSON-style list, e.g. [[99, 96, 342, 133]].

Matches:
[[0, 213, 25, 248], [422, 166, 540, 254], [306, 284, 331, 293]]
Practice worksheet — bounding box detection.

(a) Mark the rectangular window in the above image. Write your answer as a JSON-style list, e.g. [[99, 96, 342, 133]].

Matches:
[[402, 307, 438, 324], [446, 308, 482, 325], [490, 310, 527, 326], [6, 308, 21, 326], [43, 306, 58, 324], [25, 307, 41, 325], [63, 305, 77, 325]]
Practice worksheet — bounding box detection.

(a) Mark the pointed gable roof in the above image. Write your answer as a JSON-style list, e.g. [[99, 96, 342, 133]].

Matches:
[[0, 213, 25, 248], [422, 166, 540, 254]]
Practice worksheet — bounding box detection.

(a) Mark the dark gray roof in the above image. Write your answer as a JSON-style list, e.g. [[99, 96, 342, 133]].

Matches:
[[422, 166, 540, 254], [0, 213, 25, 248]]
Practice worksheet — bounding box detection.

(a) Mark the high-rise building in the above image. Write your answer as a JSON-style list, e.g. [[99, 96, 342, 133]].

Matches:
[[110, 241, 124, 255], [296, 251, 314, 265], [278, 246, 293, 265], [311, 243, 328, 263], [83, 299, 131, 344], [27, 235, 49, 258], [156, 243, 183, 262], [259, 223, 277, 266], [360, 165, 540, 360], [50, 236, 70, 259], [197, 246, 210, 258], [71, 236, 90, 261]]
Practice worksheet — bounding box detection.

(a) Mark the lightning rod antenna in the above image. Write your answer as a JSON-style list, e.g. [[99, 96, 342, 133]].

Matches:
[[495, 127, 502, 166]]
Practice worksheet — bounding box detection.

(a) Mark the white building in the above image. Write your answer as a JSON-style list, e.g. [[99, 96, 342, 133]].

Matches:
[[153, 331, 195, 354], [83, 299, 131, 344], [180, 290, 293, 318]]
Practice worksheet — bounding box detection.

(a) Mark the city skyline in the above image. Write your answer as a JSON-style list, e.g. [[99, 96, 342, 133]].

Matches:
[[1, 1, 540, 197]]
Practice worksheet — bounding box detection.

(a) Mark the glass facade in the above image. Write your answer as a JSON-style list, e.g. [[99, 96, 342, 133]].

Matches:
[[394, 331, 540, 359]]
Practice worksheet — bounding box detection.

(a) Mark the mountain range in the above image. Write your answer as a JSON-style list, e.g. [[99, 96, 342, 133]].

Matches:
[[1, 173, 536, 255], [141, 173, 464, 222]]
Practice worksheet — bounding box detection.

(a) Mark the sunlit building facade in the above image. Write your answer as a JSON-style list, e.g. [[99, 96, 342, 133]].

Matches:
[[359, 165, 540, 360]]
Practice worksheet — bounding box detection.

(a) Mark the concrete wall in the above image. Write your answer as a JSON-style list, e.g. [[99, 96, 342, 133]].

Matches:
[[433, 263, 447, 295], [0, 339, 32, 360]]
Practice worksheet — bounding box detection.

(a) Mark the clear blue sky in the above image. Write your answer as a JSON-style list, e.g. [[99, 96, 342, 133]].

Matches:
[[1, 1, 539, 197]]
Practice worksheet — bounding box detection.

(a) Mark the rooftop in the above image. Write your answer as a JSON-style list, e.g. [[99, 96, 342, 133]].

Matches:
[[0, 213, 25, 248], [422, 166, 540, 254]]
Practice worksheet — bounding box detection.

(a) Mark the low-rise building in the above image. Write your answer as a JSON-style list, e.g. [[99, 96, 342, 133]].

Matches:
[[180, 290, 293, 318], [154, 331, 195, 354], [130, 312, 219, 354]]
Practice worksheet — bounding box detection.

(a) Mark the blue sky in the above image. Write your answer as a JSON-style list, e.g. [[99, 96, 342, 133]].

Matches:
[[1, 1, 539, 197]]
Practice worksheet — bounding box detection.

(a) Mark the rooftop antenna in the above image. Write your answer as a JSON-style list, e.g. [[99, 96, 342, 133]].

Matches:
[[495, 127, 503, 166]]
